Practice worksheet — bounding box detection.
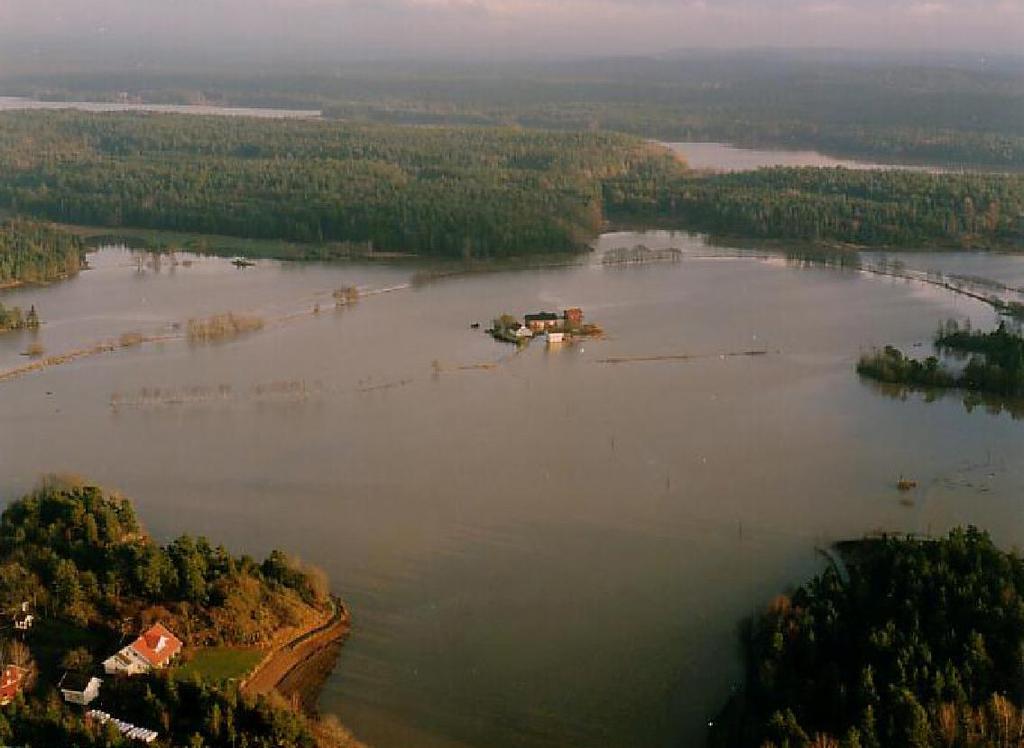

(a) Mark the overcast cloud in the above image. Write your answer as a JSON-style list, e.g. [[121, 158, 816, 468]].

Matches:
[[1, 0, 1021, 58]]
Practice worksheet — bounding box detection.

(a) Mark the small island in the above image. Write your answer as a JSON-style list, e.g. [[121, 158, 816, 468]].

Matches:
[[0, 476, 362, 747], [601, 244, 683, 266], [858, 320, 1024, 397], [0, 303, 40, 333], [487, 307, 602, 346], [0, 220, 84, 287]]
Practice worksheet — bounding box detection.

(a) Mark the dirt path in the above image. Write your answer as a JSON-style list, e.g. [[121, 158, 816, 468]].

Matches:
[[240, 597, 351, 709]]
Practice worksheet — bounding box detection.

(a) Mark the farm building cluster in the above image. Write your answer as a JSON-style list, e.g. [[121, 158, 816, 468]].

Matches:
[[488, 307, 599, 345], [2, 601, 182, 743]]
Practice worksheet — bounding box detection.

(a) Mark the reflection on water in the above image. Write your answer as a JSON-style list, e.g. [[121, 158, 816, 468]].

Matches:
[[1, 233, 1023, 748], [863, 377, 1024, 420], [665, 142, 947, 173]]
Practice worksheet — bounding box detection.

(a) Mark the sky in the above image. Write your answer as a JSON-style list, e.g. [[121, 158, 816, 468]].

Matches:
[[1, 0, 1022, 60]]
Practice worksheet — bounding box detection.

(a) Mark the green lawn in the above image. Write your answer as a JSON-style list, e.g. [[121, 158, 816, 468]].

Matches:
[[176, 647, 263, 683]]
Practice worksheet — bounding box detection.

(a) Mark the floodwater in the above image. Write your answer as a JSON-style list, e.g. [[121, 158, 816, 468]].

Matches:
[[2, 234, 1024, 748], [0, 96, 321, 119], [666, 141, 943, 172]]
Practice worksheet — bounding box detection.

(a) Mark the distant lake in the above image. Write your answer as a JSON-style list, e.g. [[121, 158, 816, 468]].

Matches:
[[0, 96, 321, 119], [665, 141, 944, 172], [2, 235, 1023, 747]]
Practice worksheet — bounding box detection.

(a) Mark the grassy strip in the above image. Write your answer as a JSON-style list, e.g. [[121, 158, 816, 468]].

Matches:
[[176, 647, 263, 683]]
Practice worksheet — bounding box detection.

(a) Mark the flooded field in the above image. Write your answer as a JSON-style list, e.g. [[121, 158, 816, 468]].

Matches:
[[2, 233, 1023, 747]]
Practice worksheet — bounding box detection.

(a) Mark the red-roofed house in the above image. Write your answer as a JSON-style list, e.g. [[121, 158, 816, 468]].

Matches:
[[0, 665, 27, 706], [103, 623, 183, 676]]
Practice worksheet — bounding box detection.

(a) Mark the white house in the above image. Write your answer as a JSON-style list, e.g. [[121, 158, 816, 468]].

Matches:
[[60, 672, 102, 706], [13, 602, 33, 631]]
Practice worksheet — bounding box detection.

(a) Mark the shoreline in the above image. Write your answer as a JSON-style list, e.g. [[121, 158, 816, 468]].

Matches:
[[239, 595, 367, 746], [240, 595, 351, 711]]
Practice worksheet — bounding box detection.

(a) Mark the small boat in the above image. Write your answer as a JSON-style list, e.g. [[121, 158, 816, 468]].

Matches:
[[470, 322, 480, 329], [897, 478, 918, 492], [231, 257, 256, 268]]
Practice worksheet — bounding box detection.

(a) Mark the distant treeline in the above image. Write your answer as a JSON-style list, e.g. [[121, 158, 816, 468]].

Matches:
[[606, 168, 1024, 250], [0, 219, 84, 284], [3, 56, 1023, 167], [712, 528, 1024, 747], [858, 320, 1024, 396], [0, 111, 680, 258]]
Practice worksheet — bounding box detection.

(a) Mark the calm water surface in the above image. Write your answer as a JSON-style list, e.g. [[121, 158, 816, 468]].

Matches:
[[2, 233, 1023, 747], [666, 141, 944, 172]]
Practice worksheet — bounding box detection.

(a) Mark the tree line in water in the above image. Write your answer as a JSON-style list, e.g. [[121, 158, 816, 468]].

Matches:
[[0, 219, 83, 284], [858, 320, 1024, 396], [605, 167, 1024, 250], [712, 528, 1024, 748]]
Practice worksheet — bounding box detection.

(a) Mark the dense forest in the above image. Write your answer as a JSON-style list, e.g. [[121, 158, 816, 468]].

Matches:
[[0, 111, 680, 258], [606, 168, 1024, 250], [858, 320, 1024, 396], [711, 528, 1024, 747], [2, 53, 1022, 167], [1, 111, 1021, 256], [0, 477, 353, 747], [0, 220, 84, 284]]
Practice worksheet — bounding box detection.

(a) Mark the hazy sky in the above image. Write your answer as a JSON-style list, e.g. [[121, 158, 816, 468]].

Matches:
[[1, 0, 1022, 59]]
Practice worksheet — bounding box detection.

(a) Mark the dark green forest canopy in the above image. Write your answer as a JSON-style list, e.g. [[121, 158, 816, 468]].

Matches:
[[0, 111, 682, 257], [606, 167, 1024, 250], [0, 219, 83, 284], [713, 528, 1024, 748]]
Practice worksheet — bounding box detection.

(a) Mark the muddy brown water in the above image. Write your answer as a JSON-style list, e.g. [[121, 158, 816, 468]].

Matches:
[[3, 231, 1024, 747]]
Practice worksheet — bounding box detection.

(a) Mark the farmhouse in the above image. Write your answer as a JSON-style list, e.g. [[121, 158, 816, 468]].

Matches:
[[60, 671, 102, 706], [103, 622, 183, 676], [525, 312, 560, 332]]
